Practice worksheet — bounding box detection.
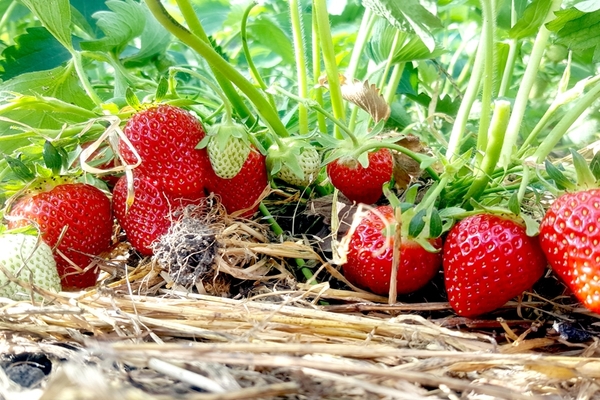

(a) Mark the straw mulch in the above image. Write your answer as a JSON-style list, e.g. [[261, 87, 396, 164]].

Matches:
[[1, 197, 600, 400]]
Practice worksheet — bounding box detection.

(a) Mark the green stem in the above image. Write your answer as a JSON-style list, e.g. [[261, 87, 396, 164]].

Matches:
[[498, 0, 563, 168], [258, 203, 314, 282], [289, 0, 310, 135], [311, 13, 328, 133], [476, 0, 496, 156], [384, 62, 405, 106], [353, 142, 440, 181], [445, 12, 487, 160], [145, 0, 287, 137], [464, 100, 511, 203], [377, 29, 402, 98], [169, 67, 232, 119], [313, 0, 345, 138], [273, 86, 358, 146], [241, 2, 276, 110], [534, 80, 600, 162], [0, 95, 99, 119], [70, 51, 102, 107], [345, 7, 375, 82], [175, 0, 255, 124], [498, 0, 518, 97], [0, 0, 17, 34]]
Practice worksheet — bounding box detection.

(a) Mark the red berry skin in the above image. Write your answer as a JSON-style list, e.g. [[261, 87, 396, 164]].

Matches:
[[120, 104, 208, 197], [206, 148, 268, 218], [443, 214, 547, 318], [540, 189, 600, 313], [112, 174, 203, 256], [343, 205, 443, 295], [8, 182, 113, 291], [327, 148, 393, 204]]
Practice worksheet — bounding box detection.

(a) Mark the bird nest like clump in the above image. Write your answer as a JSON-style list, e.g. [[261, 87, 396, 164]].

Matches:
[[151, 196, 317, 296]]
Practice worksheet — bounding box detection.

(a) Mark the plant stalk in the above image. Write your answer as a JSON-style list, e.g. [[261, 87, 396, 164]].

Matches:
[[289, 0, 310, 135], [498, 0, 563, 168]]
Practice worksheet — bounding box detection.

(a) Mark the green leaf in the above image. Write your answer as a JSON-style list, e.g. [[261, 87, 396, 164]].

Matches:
[[19, 0, 73, 50], [155, 77, 168, 103], [79, 0, 146, 54], [0, 27, 72, 80], [575, 0, 600, 13], [70, 0, 112, 37], [509, 0, 552, 39], [362, 0, 442, 52], [367, 18, 444, 64], [123, 3, 171, 67], [547, 8, 600, 62], [125, 87, 141, 110], [42, 141, 62, 174], [248, 16, 295, 65], [0, 64, 96, 135]]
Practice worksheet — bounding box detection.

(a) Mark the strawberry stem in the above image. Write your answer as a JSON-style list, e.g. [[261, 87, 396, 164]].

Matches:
[[475, 0, 495, 158], [241, 2, 277, 110], [464, 100, 511, 203], [272, 86, 359, 146], [533, 79, 600, 163], [353, 142, 440, 181], [497, 1, 518, 97], [145, 0, 288, 137], [498, 0, 563, 169], [311, 18, 328, 134], [258, 202, 315, 282], [174, 0, 256, 124], [289, 0, 310, 135], [313, 0, 346, 138]]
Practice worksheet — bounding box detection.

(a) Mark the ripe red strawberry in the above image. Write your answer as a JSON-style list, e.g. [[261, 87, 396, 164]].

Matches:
[[443, 214, 547, 317], [343, 205, 442, 295], [119, 104, 208, 197], [327, 148, 393, 204], [112, 173, 203, 256], [540, 189, 600, 313], [8, 178, 113, 291], [205, 147, 268, 218]]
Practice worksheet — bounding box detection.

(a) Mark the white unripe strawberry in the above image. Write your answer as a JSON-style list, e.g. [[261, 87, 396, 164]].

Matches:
[[0, 233, 61, 301]]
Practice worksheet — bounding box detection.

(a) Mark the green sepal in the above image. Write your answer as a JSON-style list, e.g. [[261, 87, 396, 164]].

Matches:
[[382, 182, 401, 208], [590, 151, 600, 181], [5, 156, 34, 181], [43, 141, 62, 174], [155, 77, 169, 102], [403, 184, 420, 204], [508, 192, 521, 215], [126, 87, 142, 110], [544, 160, 575, 191], [428, 208, 443, 238], [408, 208, 427, 238], [571, 149, 597, 188], [521, 213, 540, 237]]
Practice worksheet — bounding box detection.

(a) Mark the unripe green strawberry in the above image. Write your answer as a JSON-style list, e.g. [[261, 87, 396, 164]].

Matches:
[[207, 135, 251, 179], [269, 139, 321, 187], [0, 233, 61, 301]]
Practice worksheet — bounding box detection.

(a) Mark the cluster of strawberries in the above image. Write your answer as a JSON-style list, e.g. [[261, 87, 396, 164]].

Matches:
[[6, 104, 600, 319]]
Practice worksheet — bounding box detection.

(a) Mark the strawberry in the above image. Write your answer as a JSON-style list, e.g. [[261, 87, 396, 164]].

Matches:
[[112, 173, 203, 256], [540, 189, 600, 313], [119, 104, 208, 197], [443, 214, 547, 317], [8, 178, 113, 291], [327, 148, 393, 204], [343, 205, 443, 295], [205, 120, 252, 179], [206, 147, 268, 218], [268, 138, 321, 187], [0, 233, 62, 301]]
